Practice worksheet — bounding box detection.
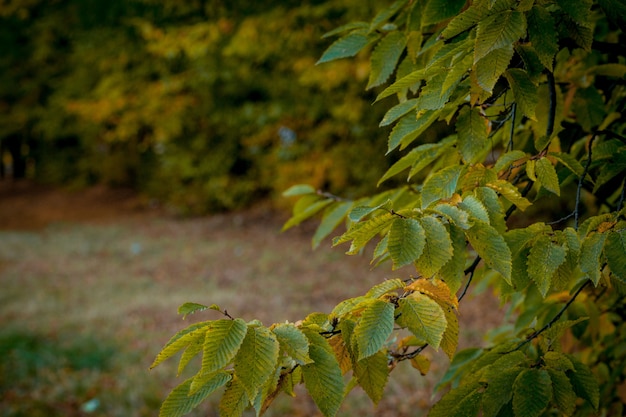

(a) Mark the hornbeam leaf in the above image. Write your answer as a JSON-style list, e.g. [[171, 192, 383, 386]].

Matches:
[[317, 32, 372, 64], [527, 234, 567, 297], [549, 151, 585, 178], [481, 368, 522, 417], [504, 68, 538, 120], [348, 200, 392, 222], [283, 184, 315, 197], [475, 187, 506, 233], [494, 150, 527, 173], [301, 329, 345, 417], [322, 22, 369, 39], [365, 278, 406, 299], [421, 165, 463, 209], [200, 318, 247, 377], [388, 217, 426, 269], [433, 203, 471, 230], [580, 232, 607, 286], [440, 0, 488, 40], [547, 369, 576, 416], [406, 278, 458, 311], [160, 373, 231, 417], [436, 300, 459, 360], [566, 355, 600, 410], [313, 201, 354, 249], [512, 369, 552, 417], [535, 157, 560, 196], [151, 322, 212, 369], [407, 136, 457, 181], [387, 109, 442, 154], [475, 46, 515, 93], [422, 0, 466, 25], [333, 213, 395, 255], [428, 380, 483, 417], [369, 0, 409, 32], [282, 197, 333, 231], [466, 221, 512, 283], [354, 299, 395, 360], [605, 229, 626, 283], [178, 339, 203, 376], [438, 225, 468, 293], [367, 31, 407, 89], [233, 326, 280, 400], [527, 5, 558, 70], [557, 0, 592, 23], [474, 10, 526, 63], [380, 99, 418, 127], [459, 195, 490, 224], [219, 376, 249, 417], [354, 350, 390, 404], [416, 216, 454, 277], [376, 67, 430, 102], [178, 302, 209, 319], [272, 323, 312, 366], [396, 293, 447, 349], [457, 106, 489, 164]]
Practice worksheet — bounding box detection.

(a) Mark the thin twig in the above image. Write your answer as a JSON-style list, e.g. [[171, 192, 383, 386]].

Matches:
[[507, 102, 516, 152], [458, 256, 482, 302], [508, 280, 590, 352]]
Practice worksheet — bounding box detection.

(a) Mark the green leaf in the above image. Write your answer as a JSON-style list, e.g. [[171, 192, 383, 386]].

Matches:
[[580, 232, 607, 286], [512, 369, 552, 417], [234, 326, 280, 400], [527, 5, 558, 70], [396, 293, 447, 349], [369, 0, 409, 32], [317, 32, 372, 64], [459, 195, 490, 223], [151, 322, 211, 369], [354, 299, 395, 360], [301, 329, 345, 417], [438, 225, 468, 293], [334, 213, 395, 255], [440, 0, 488, 40], [466, 221, 512, 283], [535, 157, 560, 196], [527, 235, 567, 297], [566, 355, 599, 410], [429, 380, 483, 417], [322, 22, 369, 39], [201, 318, 247, 377], [422, 165, 463, 208], [376, 67, 429, 102], [482, 368, 522, 417], [605, 229, 626, 283], [388, 217, 426, 269], [475, 46, 515, 93], [438, 300, 459, 360], [504, 68, 538, 120], [457, 106, 489, 163], [557, 0, 592, 23], [178, 339, 204, 376], [354, 350, 390, 404], [416, 216, 454, 277], [282, 197, 333, 231], [547, 368, 576, 416], [433, 203, 471, 229], [313, 201, 353, 249], [272, 323, 312, 366], [544, 351, 575, 372], [348, 200, 391, 222], [219, 376, 249, 417], [380, 99, 418, 127], [406, 135, 457, 181], [550, 151, 585, 178], [387, 109, 442, 153], [494, 150, 527, 173], [422, 0, 466, 25], [475, 187, 506, 233], [367, 31, 407, 89], [474, 10, 526, 64], [177, 302, 209, 319], [160, 373, 231, 417], [282, 184, 316, 197], [365, 278, 405, 299]]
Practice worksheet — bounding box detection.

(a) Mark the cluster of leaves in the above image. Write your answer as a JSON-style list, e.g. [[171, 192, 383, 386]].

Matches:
[[0, 0, 389, 212], [154, 0, 626, 416]]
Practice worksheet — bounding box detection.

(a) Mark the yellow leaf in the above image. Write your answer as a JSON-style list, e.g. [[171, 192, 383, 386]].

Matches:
[[410, 355, 431, 376], [328, 335, 352, 375], [406, 278, 459, 310]]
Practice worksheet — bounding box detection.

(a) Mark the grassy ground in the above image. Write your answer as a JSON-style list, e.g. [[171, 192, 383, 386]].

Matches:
[[0, 182, 505, 416]]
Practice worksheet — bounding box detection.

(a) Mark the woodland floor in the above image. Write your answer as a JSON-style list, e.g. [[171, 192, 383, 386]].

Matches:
[[0, 180, 506, 417]]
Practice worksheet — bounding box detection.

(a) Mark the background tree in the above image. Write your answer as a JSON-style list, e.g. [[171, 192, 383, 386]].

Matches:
[[153, 0, 626, 416]]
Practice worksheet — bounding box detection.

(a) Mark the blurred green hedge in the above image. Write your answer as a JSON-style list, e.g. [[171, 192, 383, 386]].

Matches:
[[0, 0, 396, 213]]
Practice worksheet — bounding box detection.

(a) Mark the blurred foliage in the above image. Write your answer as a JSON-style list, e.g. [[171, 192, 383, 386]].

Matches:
[[0, 0, 395, 212]]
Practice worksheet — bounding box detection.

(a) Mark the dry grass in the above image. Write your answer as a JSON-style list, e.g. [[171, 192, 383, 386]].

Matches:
[[0, 182, 506, 416]]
